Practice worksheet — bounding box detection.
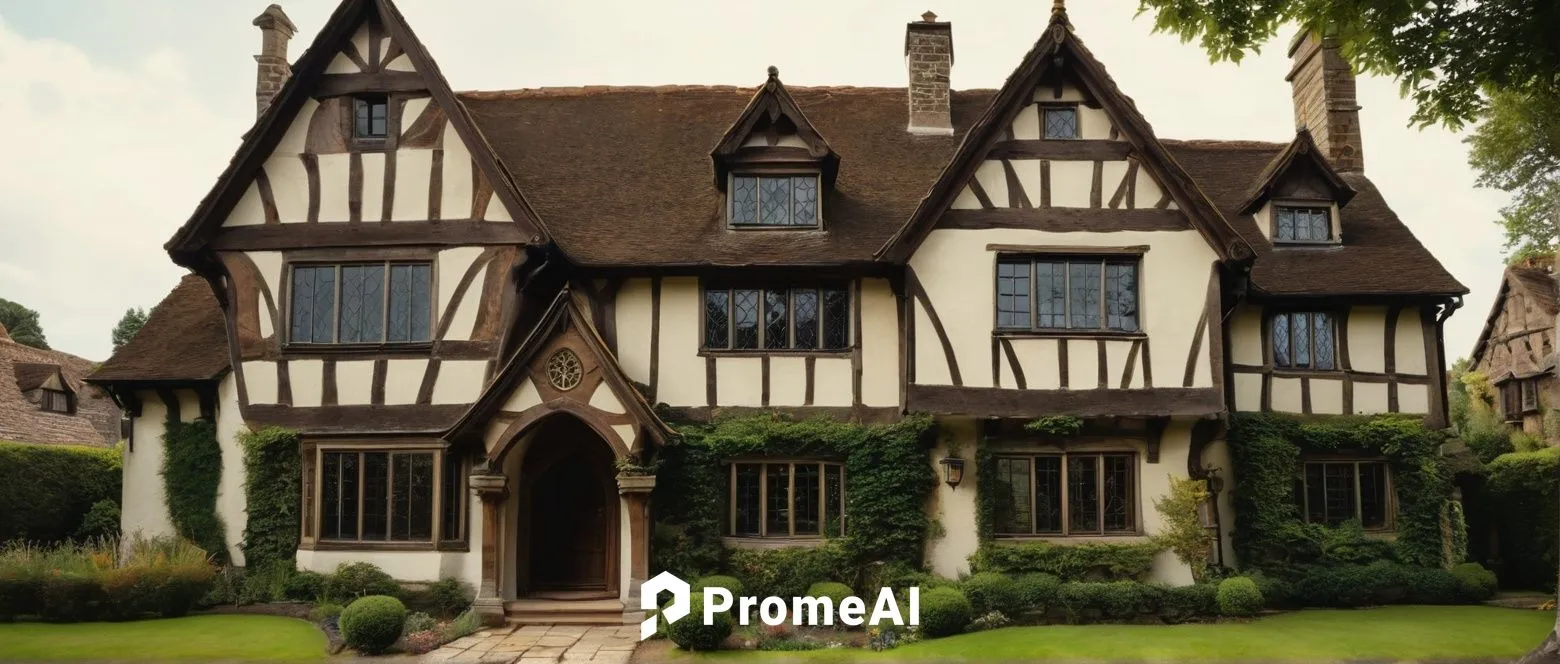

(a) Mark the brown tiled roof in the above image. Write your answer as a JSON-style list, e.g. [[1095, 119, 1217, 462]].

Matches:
[[89, 274, 230, 384], [1168, 140, 1466, 297], [1510, 266, 1558, 316], [462, 86, 995, 267], [0, 338, 119, 447]]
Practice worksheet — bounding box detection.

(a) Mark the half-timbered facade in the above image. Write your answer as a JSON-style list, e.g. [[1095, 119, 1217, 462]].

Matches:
[[91, 0, 1465, 623], [1471, 265, 1557, 436]]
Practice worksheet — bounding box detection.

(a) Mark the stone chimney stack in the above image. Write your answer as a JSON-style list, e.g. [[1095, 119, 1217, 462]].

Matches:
[[253, 4, 298, 118], [1286, 30, 1364, 171], [905, 11, 953, 135]]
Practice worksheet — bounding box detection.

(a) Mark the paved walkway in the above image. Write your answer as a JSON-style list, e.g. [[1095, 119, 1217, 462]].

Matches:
[[422, 624, 640, 664]]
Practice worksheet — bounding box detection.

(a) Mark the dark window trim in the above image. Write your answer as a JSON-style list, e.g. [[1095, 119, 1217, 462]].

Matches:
[[1270, 200, 1339, 245], [1268, 309, 1339, 371], [349, 95, 391, 149], [1499, 377, 1542, 421], [725, 460, 846, 539], [307, 442, 467, 550], [992, 451, 1139, 537], [992, 253, 1144, 334], [281, 258, 437, 348], [700, 282, 853, 353], [726, 172, 823, 230], [39, 387, 73, 414], [1037, 102, 1082, 140], [1297, 458, 1395, 532]]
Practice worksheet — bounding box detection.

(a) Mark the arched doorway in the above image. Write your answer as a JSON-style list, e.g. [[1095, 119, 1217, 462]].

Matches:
[[518, 415, 618, 595]]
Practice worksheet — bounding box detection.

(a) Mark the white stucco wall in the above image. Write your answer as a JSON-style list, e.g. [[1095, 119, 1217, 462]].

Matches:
[[122, 391, 176, 541]]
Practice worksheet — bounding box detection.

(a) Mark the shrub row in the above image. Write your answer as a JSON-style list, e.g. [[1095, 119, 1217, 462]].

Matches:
[[968, 541, 1162, 581], [1255, 561, 1496, 608], [0, 537, 215, 622], [0, 441, 121, 544], [205, 560, 472, 618]]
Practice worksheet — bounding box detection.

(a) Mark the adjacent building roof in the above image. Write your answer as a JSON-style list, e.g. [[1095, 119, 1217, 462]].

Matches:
[[0, 326, 121, 446], [89, 274, 230, 384], [1469, 264, 1558, 368]]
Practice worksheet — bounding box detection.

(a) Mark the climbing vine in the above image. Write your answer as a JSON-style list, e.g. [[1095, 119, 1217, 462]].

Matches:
[[1228, 413, 1457, 570], [161, 417, 228, 564], [240, 426, 301, 570]]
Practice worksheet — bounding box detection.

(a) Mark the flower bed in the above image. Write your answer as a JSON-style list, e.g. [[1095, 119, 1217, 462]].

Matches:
[[0, 536, 216, 622]]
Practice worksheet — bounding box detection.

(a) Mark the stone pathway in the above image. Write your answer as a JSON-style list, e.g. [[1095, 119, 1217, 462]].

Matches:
[[422, 624, 640, 664]]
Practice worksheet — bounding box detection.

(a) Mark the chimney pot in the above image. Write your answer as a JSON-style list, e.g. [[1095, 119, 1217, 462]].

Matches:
[[1286, 30, 1364, 171], [905, 12, 953, 135], [921, 11, 938, 22], [253, 4, 297, 118]]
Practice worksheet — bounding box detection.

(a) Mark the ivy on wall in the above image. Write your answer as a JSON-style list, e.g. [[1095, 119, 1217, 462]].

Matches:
[[650, 414, 938, 579], [1228, 413, 1459, 570], [161, 418, 228, 564], [240, 426, 302, 570]]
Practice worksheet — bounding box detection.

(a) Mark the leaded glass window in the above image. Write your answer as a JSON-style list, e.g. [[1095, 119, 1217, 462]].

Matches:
[[1275, 205, 1332, 242], [353, 96, 388, 139], [728, 461, 845, 538], [1043, 106, 1079, 139], [289, 262, 432, 345], [317, 448, 463, 544], [995, 256, 1139, 332], [729, 175, 821, 227], [1271, 311, 1336, 369], [994, 452, 1136, 536], [1298, 460, 1390, 529], [704, 285, 850, 351]]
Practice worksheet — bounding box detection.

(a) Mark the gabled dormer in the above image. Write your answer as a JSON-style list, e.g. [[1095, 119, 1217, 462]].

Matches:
[[712, 67, 839, 230], [13, 363, 74, 414], [1240, 128, 1356, 246]]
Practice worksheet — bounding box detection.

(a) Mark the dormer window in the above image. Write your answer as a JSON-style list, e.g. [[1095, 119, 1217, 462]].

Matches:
[[1042, 106, 1079, 140], [40, 388, 71, 414], [1275, 205, 1332, 243], [353, 96, 388, 140], [729, 175, 819, 228]]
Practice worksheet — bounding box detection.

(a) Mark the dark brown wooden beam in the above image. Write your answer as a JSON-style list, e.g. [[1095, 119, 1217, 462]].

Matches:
[[314, 72, 428, 97], [245, 404, 468, 435], [661, 406, 902, 425], [987, 139, 1134, 161], [941, 208, 1189, 233], [906, 385, 1223, 419], [210, 221, 528, 250]]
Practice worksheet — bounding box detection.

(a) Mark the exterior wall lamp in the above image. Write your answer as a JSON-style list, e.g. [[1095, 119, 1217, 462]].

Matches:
[[939, 454, 965, 489]]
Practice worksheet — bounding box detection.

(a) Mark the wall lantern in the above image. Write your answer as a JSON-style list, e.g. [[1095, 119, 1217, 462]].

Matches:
[[939, 455, 965, 489], [1205, 468, 1225, 495]]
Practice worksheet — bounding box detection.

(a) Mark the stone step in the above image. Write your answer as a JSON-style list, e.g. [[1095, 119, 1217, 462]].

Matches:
[[504, 598, 640, 626]]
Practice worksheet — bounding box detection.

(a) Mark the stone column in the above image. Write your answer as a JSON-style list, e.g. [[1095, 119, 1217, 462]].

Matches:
[[470, 471, 509, 626], [617, 474, 656, 609]]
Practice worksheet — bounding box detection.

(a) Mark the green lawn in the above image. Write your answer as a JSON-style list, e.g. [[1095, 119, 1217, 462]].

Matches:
[[0, 614, 327, 662], [691, 606, 1553, 662]]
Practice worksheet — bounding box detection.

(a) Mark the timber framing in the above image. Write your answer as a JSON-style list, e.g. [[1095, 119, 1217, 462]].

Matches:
[[907, 384, 1222, 419], [711, 66, 839, 189], [1238, 128, 1356, 215]]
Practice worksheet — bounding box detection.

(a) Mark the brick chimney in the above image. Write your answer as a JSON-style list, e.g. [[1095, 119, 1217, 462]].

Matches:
[[1286, 31, 1364, 172], [253, 4, 297, 118], [905, 11, 953, 135]]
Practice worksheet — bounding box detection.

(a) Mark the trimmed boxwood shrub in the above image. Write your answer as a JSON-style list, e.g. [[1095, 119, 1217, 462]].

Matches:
[[340, 595, 407, 655], [969, 541, 1162, 581], [1216, 577, 1263, 617], [0, 441, 120, 544], [1161, 583, 1217, 623], [1452, 562, 1498, 600], [1012, 572, 1061, 614], [919, 587, 972, 638], [960, 572, 1024, 616], [667, 591, 732, 651], [328, 562, 400, 600], [693, 575, 746, 596], [806, 581, 854, 606], [1058, 581, 1156, 622]]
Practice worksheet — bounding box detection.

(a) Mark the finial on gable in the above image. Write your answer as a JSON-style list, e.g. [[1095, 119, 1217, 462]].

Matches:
[[922, 11, 938, 22], [1052, 0, 1065, 14], [767, 65, 780, 80]]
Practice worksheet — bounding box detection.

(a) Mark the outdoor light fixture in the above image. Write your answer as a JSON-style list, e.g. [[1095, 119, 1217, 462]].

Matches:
[[1205, 468, 1225, 495], [939, 455, 965, 489]]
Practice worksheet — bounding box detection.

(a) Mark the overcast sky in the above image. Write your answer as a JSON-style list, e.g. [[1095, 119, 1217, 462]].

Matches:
[[0, 0, 1509, 363]]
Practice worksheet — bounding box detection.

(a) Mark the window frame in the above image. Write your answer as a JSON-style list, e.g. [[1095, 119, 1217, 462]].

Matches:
[[726, 172, 823, 230], [725, 459, 846, 540], [1271, 202, 1337, 245], [350, 95, 390, 147], [1296, 458, 1394, 531], [700, 283, 853, 355], [992, 451, 1140, 537], [992, 251, 1145, 337], [1269, 310, 1339, 371], [1039, 103, 1081, 140], [1500, 378, 1541, 421], [304, 441, 467, 551], [282, 258, 437, 349], [39, 388, 72, 414]]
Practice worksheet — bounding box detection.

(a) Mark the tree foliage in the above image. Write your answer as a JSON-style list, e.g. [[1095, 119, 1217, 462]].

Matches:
[[1466, 89, 1560, 258], [0, 298, 49, 349], [111, 307, 149, 351]]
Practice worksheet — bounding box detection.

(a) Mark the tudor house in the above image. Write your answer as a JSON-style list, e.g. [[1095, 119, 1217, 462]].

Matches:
[[89, 0, 1465, 624], [1471, 264, 1558, 436]]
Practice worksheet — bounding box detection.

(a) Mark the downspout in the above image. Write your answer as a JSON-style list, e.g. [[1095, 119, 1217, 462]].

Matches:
[[1436, 295, 1464, 430]]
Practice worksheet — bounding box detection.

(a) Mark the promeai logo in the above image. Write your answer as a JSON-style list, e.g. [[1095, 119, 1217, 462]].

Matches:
[[640, 571, 920, 641]]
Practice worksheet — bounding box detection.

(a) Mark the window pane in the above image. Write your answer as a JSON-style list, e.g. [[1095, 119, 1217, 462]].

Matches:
[[322, 452, 343, 539], [1293, 313, 1311, 367], [339, 264, 385, 343], [291, 267, 317, 342], [704, 290, 730, 349], [733, 290, 760, 349], [1360, 463, 1387, 529], [1035, 457, 1063, 533], [766, 464, 791, 535], [1043, 108, 1078, 139], [759, 177, 792, 226], [362, 452, 388, 540], [764, 289, 789, 350], [311, 267, 336, 343], [994, 458, 1032, 534], [824, 465, 844, 537], [1068, 456, 1100, 533], [1323, 463, 1356, 526], [1313, 313, 1335, 370], [441, 453, 463, 540], [1304, 463, 1326, 523], [1276, 207, 1295, 241], [1273, 313, 1290, 367], [1104, 262, 1138, 332], [292, 266, 337, 344], [370, 101, 387, 137], [355, 100, 371, 138], [731, 177, 759, 225], [1102, 455, 1134, 532], [1069, 262, 1102, 329], [794, 464, 820, 536], [793, 290, 819, 350], [792, 176, 818, 226], [386, 263, 431, 343], [1036, 262, 1066, 328], [822, 288, 850, 349], [996, 261, 1031, 329], [408, 454, 435, 541], [733, 464, 761, 536], [391, 454, 410, 540], [324, 452, 360, 540]]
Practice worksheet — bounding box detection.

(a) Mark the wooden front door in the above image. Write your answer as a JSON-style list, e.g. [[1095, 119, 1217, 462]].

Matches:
[[528, 451, 613, 590]]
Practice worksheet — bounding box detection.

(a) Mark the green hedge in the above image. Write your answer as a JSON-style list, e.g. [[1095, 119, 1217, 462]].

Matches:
[[968, 541, 1163, 581], [0, 441, 121, 544], [239, 427, 301, 570], [161, 419, 227, 565], [1481, 447, 1559, 589], [0, 537, 215, 622]]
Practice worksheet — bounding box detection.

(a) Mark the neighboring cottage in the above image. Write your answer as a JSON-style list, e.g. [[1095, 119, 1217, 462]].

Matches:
[[89, 0, 1465, 625], [1470, 264, 1557, 434], [0, 323, 121, 447]]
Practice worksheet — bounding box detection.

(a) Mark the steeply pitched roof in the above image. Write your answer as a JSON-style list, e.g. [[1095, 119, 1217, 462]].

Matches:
[[11, 363, 62, 392], [711, 67, 840, 188], [1168, 140, 1466, 298], [1470, 265, 1557, 366], [1239, 128, 1356, 214], [0, 335, 120, 447], [89, 274, 230, 384]]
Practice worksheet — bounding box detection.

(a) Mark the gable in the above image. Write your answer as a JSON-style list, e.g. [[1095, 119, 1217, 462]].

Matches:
[[711, 67, 839, 189], [1472, 267, 1558, 378]]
